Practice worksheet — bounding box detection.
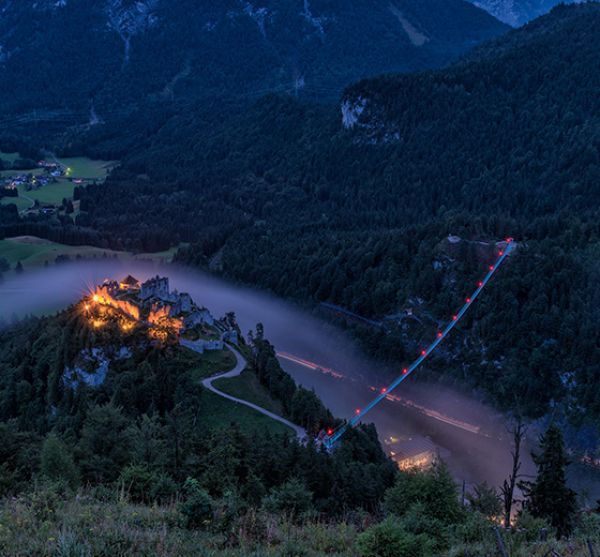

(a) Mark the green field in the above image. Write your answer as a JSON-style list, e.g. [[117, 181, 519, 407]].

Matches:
[[58, 156, 117, 179], [0, 168, 44, 179], [184, 348, 291, 435], [214, 369, 286, 416], [2, 180, 77, 210], [1, 153, 117, 211], [199, 389, 292, 435], [188, 348, 237, 381], [0, 236, 184, 270], [0, 195, 31, 211], [1, 151, 116, 180], [0, 151, 20, 164]]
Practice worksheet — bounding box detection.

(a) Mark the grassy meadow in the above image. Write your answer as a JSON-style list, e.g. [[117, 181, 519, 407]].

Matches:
[[0, 236, 184, 271], [214, 369, 286, 417]]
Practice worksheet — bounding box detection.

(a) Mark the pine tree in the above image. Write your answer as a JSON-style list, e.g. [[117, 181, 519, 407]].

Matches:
[[520, 425, 577, 538]]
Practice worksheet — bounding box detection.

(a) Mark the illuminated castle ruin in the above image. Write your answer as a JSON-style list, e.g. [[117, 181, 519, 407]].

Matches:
[[140, 276, 170, 301], [87, 275, 218, 343]]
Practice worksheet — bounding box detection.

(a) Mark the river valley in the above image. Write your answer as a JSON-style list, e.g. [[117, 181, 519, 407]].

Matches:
[[2, 259, 598, 501]]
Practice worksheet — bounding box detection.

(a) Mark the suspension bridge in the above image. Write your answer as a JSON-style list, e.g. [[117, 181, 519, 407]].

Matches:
[[323, 238, 516, 449]]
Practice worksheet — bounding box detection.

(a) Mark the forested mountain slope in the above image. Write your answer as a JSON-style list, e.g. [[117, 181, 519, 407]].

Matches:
[[0, 308, 395, 512], [0, 0, 507, 130]]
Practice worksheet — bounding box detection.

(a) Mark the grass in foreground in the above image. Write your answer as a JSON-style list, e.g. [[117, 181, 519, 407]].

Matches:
[[0, 490, 358, 557], [1, 488, 598, 557]]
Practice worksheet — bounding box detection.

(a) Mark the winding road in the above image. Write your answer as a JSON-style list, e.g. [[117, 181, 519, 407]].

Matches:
[[200, 344, 307, 441]]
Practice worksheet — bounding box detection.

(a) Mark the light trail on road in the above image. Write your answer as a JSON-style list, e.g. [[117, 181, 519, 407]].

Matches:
[[277, 350, 484, 435], [277, 351, 346, 379], [367, 386, 481, 434]]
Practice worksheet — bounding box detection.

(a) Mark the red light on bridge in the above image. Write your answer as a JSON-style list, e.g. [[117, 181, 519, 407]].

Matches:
[[478, 281, 483, 287], [355, 408, 361, 415], [381, 387, 387, 394], [466, 298, 471, 303], [437, 331, 443, 338], [402, 368, 408, 375], [498, 250, 504, 256], [452, 315, 458, 321], [327, 428, 333, 436], [505, 237, 513, 243], [421, 349, 427, 356]]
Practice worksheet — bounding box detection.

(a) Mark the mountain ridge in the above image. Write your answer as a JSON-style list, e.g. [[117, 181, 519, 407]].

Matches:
[[0, 0, 508, 126], [467, 0, 584, 26]]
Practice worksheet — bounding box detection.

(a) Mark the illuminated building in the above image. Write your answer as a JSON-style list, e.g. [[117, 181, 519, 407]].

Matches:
[[386, 436, 438, 470]]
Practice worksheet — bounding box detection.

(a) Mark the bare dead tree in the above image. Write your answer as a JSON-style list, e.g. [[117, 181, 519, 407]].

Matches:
[[500, 418, 526, 529], [493, 526, 509, 557]]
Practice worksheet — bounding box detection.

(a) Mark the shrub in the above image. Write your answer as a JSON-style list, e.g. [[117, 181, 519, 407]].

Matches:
[[515, 511, 553, 542], [357, 517, 434, 557], [263, 479, 313, 518], [384, 462, 464, 526], [27, 483, 61, 522], [452, 510, 496, 546], [400, 502, 452, 550], [149, 472, 178, 504], [40, 434, 80, 490], [179, 477, 213, 529], [119, 465, 155, 503]]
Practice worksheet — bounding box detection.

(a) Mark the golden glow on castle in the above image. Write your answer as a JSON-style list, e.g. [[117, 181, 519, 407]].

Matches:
[[82, 274, 199, 344]]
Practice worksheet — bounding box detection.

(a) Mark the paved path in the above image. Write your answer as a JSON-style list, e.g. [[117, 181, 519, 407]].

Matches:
[[200, 344, 307, 441]]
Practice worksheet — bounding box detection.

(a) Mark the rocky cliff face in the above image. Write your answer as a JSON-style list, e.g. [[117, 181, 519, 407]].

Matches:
[[466, 0, 582, 26]]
